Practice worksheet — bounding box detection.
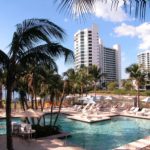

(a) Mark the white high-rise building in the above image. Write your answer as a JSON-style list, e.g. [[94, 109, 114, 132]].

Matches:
[[137, 50, 150, 89], [74, 24, 100, 69], [74, 25, 121, 87], [137, 50, 150, 71]]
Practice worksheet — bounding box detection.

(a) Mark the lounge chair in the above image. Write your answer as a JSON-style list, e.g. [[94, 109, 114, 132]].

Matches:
[[19, 123, 36, 139], [129, 107, 139, 114], [136, 108, 148, 116]]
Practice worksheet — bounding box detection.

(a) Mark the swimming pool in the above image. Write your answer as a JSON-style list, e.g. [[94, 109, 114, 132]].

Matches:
[[0, 118, 21, 135], [1, 116, 150, 150], [55, 116, 150, 150]]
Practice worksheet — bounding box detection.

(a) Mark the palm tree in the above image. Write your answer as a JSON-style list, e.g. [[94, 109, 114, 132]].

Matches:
[[76, 66, 91, 96], [63, 68, 78, 95], [89, 65, 106, 97], [0, 18, 73, 150], [126, 64, 146, 108], [55, 0, 148, 19], [0, 68, 5, 108]]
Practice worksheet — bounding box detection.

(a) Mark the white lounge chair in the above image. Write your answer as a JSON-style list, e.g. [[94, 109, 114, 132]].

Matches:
[[129, 107, 139, 114]]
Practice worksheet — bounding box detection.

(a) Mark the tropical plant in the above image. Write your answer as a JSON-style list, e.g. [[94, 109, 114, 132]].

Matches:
[[107, 81, 117, 91], [0, 67, 6, 108], [89, 65, 106, 96], [76, 66, 93, 96], [63, 68, 78, 95], [0, 18, 73, 150], [122, 79, 133, 90], [126, 64, 146, 108], [55, 0, 148, 19]]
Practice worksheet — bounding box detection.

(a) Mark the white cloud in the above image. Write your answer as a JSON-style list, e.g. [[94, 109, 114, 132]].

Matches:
[[114, 22, 150, 50], [93, 0, 128, 22]]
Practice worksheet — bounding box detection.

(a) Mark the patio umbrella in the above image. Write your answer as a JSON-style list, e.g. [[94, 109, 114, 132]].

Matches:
[[142, 97, 150, 102], [20, 109, 43, 118]]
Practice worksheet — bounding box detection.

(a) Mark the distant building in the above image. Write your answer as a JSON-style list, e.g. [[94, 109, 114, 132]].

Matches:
[[137, 50, 150, 71], [137, 50, 150, 89], [74, 24, 121, 87]]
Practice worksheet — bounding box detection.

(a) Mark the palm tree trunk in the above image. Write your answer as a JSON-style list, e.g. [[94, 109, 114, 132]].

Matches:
[[31, 96, 34, 109], [81, 86, 83, 96], [0, 84, 3, 108], [53, 82, 66, 127], [137, 86, 140, 108], [50, 92, 54, 127], [53, 95, 64, 127], [94, 82, 97, 97], [6, 73, 14, 150]]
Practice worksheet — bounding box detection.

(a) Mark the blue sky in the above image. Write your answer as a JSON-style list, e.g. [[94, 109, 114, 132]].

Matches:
[[0, 0, 150, 79]]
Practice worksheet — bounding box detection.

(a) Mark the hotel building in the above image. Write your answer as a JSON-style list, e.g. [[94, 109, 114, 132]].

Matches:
[[137, 50, 150, 71], [137, 50, 150, 89], [74, 24, 121, 87]]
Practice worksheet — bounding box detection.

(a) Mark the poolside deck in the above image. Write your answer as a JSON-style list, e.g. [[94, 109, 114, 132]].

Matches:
[[0, 136, 84, 150], [67, 115, 111, 123], [114, 136, 150, 150], [1, 107, 150, 150]]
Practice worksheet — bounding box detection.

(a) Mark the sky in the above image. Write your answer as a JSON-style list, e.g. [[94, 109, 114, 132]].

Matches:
[[0, 0, 150, 79]]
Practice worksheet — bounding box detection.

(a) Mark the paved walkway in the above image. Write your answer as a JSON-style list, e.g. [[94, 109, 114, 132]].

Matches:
[[0, 136, 84, 150]]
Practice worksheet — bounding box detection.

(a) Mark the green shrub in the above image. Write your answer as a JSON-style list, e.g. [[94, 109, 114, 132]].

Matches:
[[32, 125, 61, 138]]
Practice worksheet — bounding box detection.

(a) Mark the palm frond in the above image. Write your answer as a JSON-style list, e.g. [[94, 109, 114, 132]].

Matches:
[[9, 18, 66, 56], [21, 43, 74, 63], [55, 0, 95, 18], [0, 50, 9, 67], [18, 49, 58, 72], [55, 0, 149, 19]]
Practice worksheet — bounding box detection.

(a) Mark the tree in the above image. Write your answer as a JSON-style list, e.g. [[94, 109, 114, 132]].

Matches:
[[63, 68, 78, 95], [107, 81, 117, 91], [76, 66, 92, 96], [126, 64, 146, 108], [122, 79, 133, 90], [55, 0, 148, 19], [0, 18, 73, 150], [89, 65, 106, 96], [0, 67, 6, 108]]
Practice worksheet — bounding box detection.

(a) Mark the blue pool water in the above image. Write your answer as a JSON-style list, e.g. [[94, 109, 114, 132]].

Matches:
[[0, 118, 21, 135], [55, 116, 150, 150], [1, 116, 150, 150]]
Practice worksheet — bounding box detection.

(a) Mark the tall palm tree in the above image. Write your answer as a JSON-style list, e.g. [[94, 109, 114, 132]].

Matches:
[[0, 18, 73, 150], [89, 65, 106, 96], [63, 68, 78, 95], [76, 66, 92, 95], [0, 68, 5, 108], [126, 64, 146, 108], [55, 0, 148, 19]]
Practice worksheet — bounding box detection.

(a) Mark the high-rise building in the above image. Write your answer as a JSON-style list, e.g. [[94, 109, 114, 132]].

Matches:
[[74, 24, 100, 69], [137, 50, 150, 89], [137, 50, 150, 71], [74, 24, 121, 87]]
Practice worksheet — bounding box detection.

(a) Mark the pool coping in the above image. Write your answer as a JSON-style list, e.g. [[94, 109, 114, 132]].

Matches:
[[37, 131, 71, 140], [67, 115, 111, 123], [114, 136, 150, 150]]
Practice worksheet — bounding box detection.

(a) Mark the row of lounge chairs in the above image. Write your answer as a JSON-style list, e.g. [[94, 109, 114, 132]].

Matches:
[[72, 103, 150, 117]]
